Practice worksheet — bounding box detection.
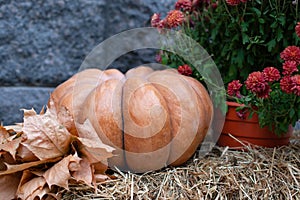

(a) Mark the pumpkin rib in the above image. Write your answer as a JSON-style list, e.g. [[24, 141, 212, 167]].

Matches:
[[122, 77, 171, 172], [170, 79, 208, 166], [146, 72, 203, 165], [182, 76, 213, 127]]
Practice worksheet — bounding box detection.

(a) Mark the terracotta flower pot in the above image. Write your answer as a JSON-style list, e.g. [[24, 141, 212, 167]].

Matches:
[[217, 101, 293, 148]]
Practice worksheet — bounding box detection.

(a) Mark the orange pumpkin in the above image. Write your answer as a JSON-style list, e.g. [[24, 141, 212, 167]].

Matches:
[[49, 66, 213, 173]]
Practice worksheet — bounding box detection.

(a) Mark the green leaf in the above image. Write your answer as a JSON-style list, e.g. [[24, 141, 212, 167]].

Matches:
[[242, 33, 249, 44], [258, 18, 265, 24], [161, 56, 169, 65], [267, 39, 276, 52], [241, 22, 248, 32], [248, 111, 254, 119], [270, 21, 278, 28], [250, 7, 261, 17], [276, 29, 283, 42], [289, 109, 295, 118], [278, 15, 286, 26]]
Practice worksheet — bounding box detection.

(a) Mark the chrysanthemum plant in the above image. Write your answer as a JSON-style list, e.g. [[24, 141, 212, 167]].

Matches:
[[151, 0, 299, 83], [151, 0, 300, 135], [227, 44, 300, 136]]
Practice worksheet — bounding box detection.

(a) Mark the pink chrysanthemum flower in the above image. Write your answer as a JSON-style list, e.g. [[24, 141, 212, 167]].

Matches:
[[280, 76, 293, 94], [175, 0, 192, 12], [245, 71, 270, 98], [165, 10, 185, 28], [262, 67, 281, 82], [227, 80, 242, 97], [151, 13, 161, 27], [291, 75, 300, 96], [282, 61, 299, 75], [178, 64, 192, 76], [295, 22, 300, 38], [280, 46, 300, 64]]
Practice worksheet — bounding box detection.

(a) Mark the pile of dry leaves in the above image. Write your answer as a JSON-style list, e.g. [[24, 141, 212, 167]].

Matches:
[[0, 106, 114, 199]]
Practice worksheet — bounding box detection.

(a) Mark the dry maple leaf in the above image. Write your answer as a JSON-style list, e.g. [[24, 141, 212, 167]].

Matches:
[[75, 120, 114, 165], [17, 176, 48, 200], [43, 154, 81, 190], [71, 157, 93, 186], [0, 172, 22, 200], [0, 137, 23, 160], [21, 108, 72, 160], [17, 144, 39, 162], [0, 126, 10, 144], [0, 157, 61, 176]]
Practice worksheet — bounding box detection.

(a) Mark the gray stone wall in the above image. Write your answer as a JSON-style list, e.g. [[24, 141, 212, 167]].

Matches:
[[0, 0, 175, 125]]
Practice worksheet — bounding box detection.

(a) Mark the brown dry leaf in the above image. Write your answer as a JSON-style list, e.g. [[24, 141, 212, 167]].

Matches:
[[0, 157, 61, 176], [77, 137, 113, 164], [0, 172, 22, 200], [22, 108, 72, 160], [75, 120, 114, 164], [0, 126, 10, 143], [72, 157, 93, 186], [94, 173, 111, 182], [17, 144, 39, 162], [17, 176, 48, 200], [48, 98, 74, 134], [4, 124, 23, 135], [0, 137, 23, 160], [43, 154, 81, 190]]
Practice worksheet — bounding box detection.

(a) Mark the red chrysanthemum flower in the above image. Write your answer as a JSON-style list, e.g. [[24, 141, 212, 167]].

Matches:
[[262, 67, 281, 82], [165, 10, 185, 28], [295, 22, 300, 38], [227, 80, 242, 97], [178, 64, 192, 76], [157, 20, 166, 29], [280, 76, 293, 94], [226, 0, 241, 6], [151, 13, 161, 27], [280, 46, 300, 64], [175, 0, 192, 12], [245, 71, 270, 98], [255, 85, 271, 98], [211, 2, 218, 9], [282, 61, 299, 75], [192, 0, 211, 8], [291, 75, 300, 96]]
